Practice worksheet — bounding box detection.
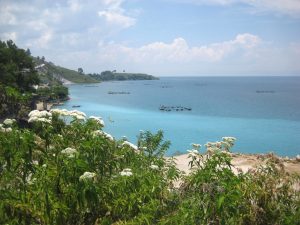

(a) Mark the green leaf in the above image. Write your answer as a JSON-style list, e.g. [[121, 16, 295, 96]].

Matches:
[[217, 195, 225, 210]]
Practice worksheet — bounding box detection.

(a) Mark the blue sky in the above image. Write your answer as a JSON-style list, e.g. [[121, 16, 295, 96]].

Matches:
[[0, 0, 300, 76]]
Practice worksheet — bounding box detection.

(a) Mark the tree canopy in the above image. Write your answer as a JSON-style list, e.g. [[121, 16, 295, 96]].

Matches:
[[0, 40, 39, 92]]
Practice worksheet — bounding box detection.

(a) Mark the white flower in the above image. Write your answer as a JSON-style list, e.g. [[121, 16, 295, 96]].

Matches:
[[49, 108, 61, 114], [28, 110, 52, 123], [89, 116, 105, 126], [122, 141, 138, 151], [0, 127, 12, 132], [191, 143, 201, 149], [50, 109, 86, 120], [79, 172, 96, 181], [150, 164, 159, 170], [3, 118, 16, 126], [74, 115, 85, 120], [187, 149, 198, 157], [37, 118, 51, 123], [28, 110, 39, 117], [61, 147, 77, 158], [204, 141, 222, 149], [92, 130, 113, 141], [69, 110, 86, 120], [70, 110, 86, 117], [50, 108, 69, 115], [221, 150, 231, 156], [120, 168, 133, 176], [26, 173, 36, 185], [205, 142, 213, 148], [222, 137, 236, 142]]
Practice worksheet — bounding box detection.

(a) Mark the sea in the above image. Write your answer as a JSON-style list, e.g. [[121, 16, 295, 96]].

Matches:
[[56, 76, 300, 157]]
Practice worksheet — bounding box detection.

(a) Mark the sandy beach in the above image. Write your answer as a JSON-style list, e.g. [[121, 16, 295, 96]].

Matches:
[[172, 152, 300, 175]]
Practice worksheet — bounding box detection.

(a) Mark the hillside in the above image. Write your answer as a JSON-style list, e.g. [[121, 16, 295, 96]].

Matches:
[[33, 58, 99, 84], [88, 70, 158, 81]]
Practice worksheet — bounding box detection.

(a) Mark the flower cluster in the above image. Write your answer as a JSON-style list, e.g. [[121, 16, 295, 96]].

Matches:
[[222, 137, 236, 151], [0, 124, 12, 132], [191, 143, 201, 149], [89, 116, 105, 126], [79, 172, 96, 182], [187, 149, 199, 157], [28, 110, 52, 123], [122, 141, 138, 152], [92, 130, 114, 141], [204, 141, 223, 155], [120, 168, 133, 176], [222, 137, 236, 142], [0, 118, 16, 132], [3, 118, 16, 126], [61, 147, 77, 158], [50, 109, 86, 120]]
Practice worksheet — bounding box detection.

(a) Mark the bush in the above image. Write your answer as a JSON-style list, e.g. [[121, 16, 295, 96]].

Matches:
[[0, 110, 299, 224]]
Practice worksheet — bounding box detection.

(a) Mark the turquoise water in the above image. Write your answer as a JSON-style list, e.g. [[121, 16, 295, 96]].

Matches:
[[57, 77, 300, 156]]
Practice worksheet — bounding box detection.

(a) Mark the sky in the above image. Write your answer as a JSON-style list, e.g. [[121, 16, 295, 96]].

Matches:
[[0, 0, 300, 76]]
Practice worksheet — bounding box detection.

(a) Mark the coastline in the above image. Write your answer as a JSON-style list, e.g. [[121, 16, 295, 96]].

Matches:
[[171, 152, 300, 175]]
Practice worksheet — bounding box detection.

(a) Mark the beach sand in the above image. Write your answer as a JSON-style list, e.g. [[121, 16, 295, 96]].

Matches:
[[171, 153, 300, 175]]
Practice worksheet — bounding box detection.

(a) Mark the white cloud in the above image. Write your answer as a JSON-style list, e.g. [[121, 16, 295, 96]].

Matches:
[[0, 0, 137, 50], [0, 11, 17, 25], [102, 33, 261, 63], [98, 10, 135, 28], [68, 0, 82, 13], [41, 33, 299, 76], [98, 0, 136, 28]]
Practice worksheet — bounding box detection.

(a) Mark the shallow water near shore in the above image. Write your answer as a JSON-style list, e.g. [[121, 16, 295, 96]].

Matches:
[[56, 76, 300, 157]]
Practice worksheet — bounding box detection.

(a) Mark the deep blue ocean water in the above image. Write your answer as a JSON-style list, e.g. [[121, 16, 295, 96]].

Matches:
[[57, 77, 300, 156]]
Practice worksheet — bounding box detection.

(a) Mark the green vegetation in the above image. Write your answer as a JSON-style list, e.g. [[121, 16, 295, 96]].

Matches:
[[88, 70, 158, 81], [0, 40, 40, 119], [33, 58, 99, 84], [36, 86, 69, 102], [0, 40, 39, 92], [0, 110, 299, 224], [0, 85, 33, 120], [0, 39, 99, 120]]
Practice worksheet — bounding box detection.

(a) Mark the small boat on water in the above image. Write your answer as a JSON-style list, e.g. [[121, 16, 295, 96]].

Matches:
[[72, 105, 81, 108], [159, 105, 192, 112]]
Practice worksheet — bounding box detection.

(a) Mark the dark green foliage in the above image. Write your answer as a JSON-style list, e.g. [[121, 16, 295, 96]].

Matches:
[[0, 115, 178, 224], [0, 84, 33, 119], [36, 86, 69, 101], [0, 114, 299, 224], [88, 71, 158, 81], [77, 68, 84, 74], [0, 40, 39, 92]]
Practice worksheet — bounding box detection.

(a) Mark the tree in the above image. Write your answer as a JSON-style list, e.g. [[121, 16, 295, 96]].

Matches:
[[78, 67, 84, 74], [0, 40, 39, 91], [25, 48, 31, 56]]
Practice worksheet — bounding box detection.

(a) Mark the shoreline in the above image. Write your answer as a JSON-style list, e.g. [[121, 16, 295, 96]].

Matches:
[[170, 152, 300, 175]]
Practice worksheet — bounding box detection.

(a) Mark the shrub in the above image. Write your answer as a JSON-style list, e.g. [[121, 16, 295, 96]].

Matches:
[[0, 110, 299, 224]]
